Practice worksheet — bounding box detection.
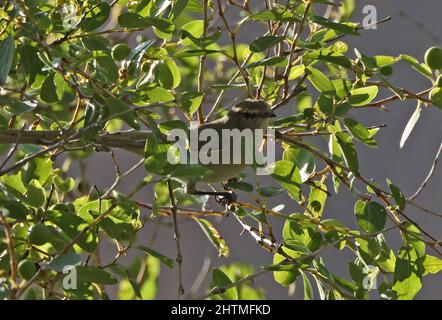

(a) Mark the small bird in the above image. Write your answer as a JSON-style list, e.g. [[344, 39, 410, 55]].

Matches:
[[184, 99, 276, 202]]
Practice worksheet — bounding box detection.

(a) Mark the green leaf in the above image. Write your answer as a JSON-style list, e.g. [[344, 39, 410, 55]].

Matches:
[[174, 49, 222, 58], [335, 132, 359, 172], [180, 27, 222, 48], [273, 253, 299, 286], [373, 55, 399, 67], [307, 66, 336, 97], [387, 180, 406, 211], [211, 268, 238, 300], [96, 54, 118, 83], [155, 58, 181, 89], [193, 218, 229, 257], [104, 95, 140, 130], [271, 160, 302, 202], [235, 205, 249, 218], [53, 176, 75, 193], [310, 16, 359, 35], [246, 56, 287, 68], [1, 172, 26, 194], [121, 268, 143, 299], [26, 179, 46, 208], [283, 217, 322, 253], [343, 118, 377, 147], [137, 86, 175, 104], [403, 224, 425, 258], [356, 234, 396, 273], [40, 73, 58, 103], [0, 35, 14, 85], [306, 181, 328, 218], [46, 209, 98, 252], [306, 50, 352, 69], [400, 101, 421, 149], [118, 256, 159, 300], [289, 65, 306, 80], [392, 247, 423, 300], [76, 266, 117, 285], [257, 186, 284, 198], [223, 180, 253, 192], [118, 13, 174, 33], [137, 246, 174, 268], [127, 40, 156, 76], [400, 54, 433, 80], [332, 79, 352, 99], [171, 0, 190, 20], [283, 239, 311, 254], [301, 271, 314, 300], [118, 12, 152, 28], [22, 156, 53, 186], [249, 36, 285, 52], [181, 91, 204, 116], [18, 44, 43, 85], [46, 253, 82, 272], [354, 200, 387, 233], [80, 3, 110, 32], [315, 94, 351, 116], [248, 9, 299, 22], [423, 255, 442, 276], [348, 86, 379, 106], [0, 200, 29, 221], [99, 217, 134, 242], [283, 146, 315, 182]]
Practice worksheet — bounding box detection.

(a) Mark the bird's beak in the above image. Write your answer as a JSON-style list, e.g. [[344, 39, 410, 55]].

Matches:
[[264, 110, 276, 118]]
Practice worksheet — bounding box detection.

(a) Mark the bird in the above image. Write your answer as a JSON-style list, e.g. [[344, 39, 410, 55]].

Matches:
[[181, 99, 276, 202]]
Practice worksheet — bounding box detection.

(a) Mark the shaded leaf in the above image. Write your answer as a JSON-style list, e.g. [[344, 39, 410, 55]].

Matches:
[[354, 200, 387, 233], [0, 35, 14, 85], [193, 218, 229, 257], [137, 245, 174, 268], [250, 36, 284, 52]]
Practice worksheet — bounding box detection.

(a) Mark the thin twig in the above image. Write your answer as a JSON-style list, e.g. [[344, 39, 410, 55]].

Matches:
[[103, 158, 145, 198], [187, 256, 211, 298], [197, 0, 209, 125], [167, 179, 184, 299], [409, 137, 442, 200], [0, 210, 17, 298]]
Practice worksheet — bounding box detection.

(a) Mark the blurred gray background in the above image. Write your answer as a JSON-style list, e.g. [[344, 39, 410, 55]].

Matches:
[[73, 0, 442, 299]]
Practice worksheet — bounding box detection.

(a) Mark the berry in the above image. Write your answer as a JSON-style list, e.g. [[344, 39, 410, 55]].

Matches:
[[111, 43, 131, 61], [429, 87, 442, 111], [380, 65, 393, 77], [18, 260, 37, 280], [424, 47, 442, 70]]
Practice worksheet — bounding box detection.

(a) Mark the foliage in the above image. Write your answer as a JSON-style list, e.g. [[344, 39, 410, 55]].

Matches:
[[0, 0, 441, 300]]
